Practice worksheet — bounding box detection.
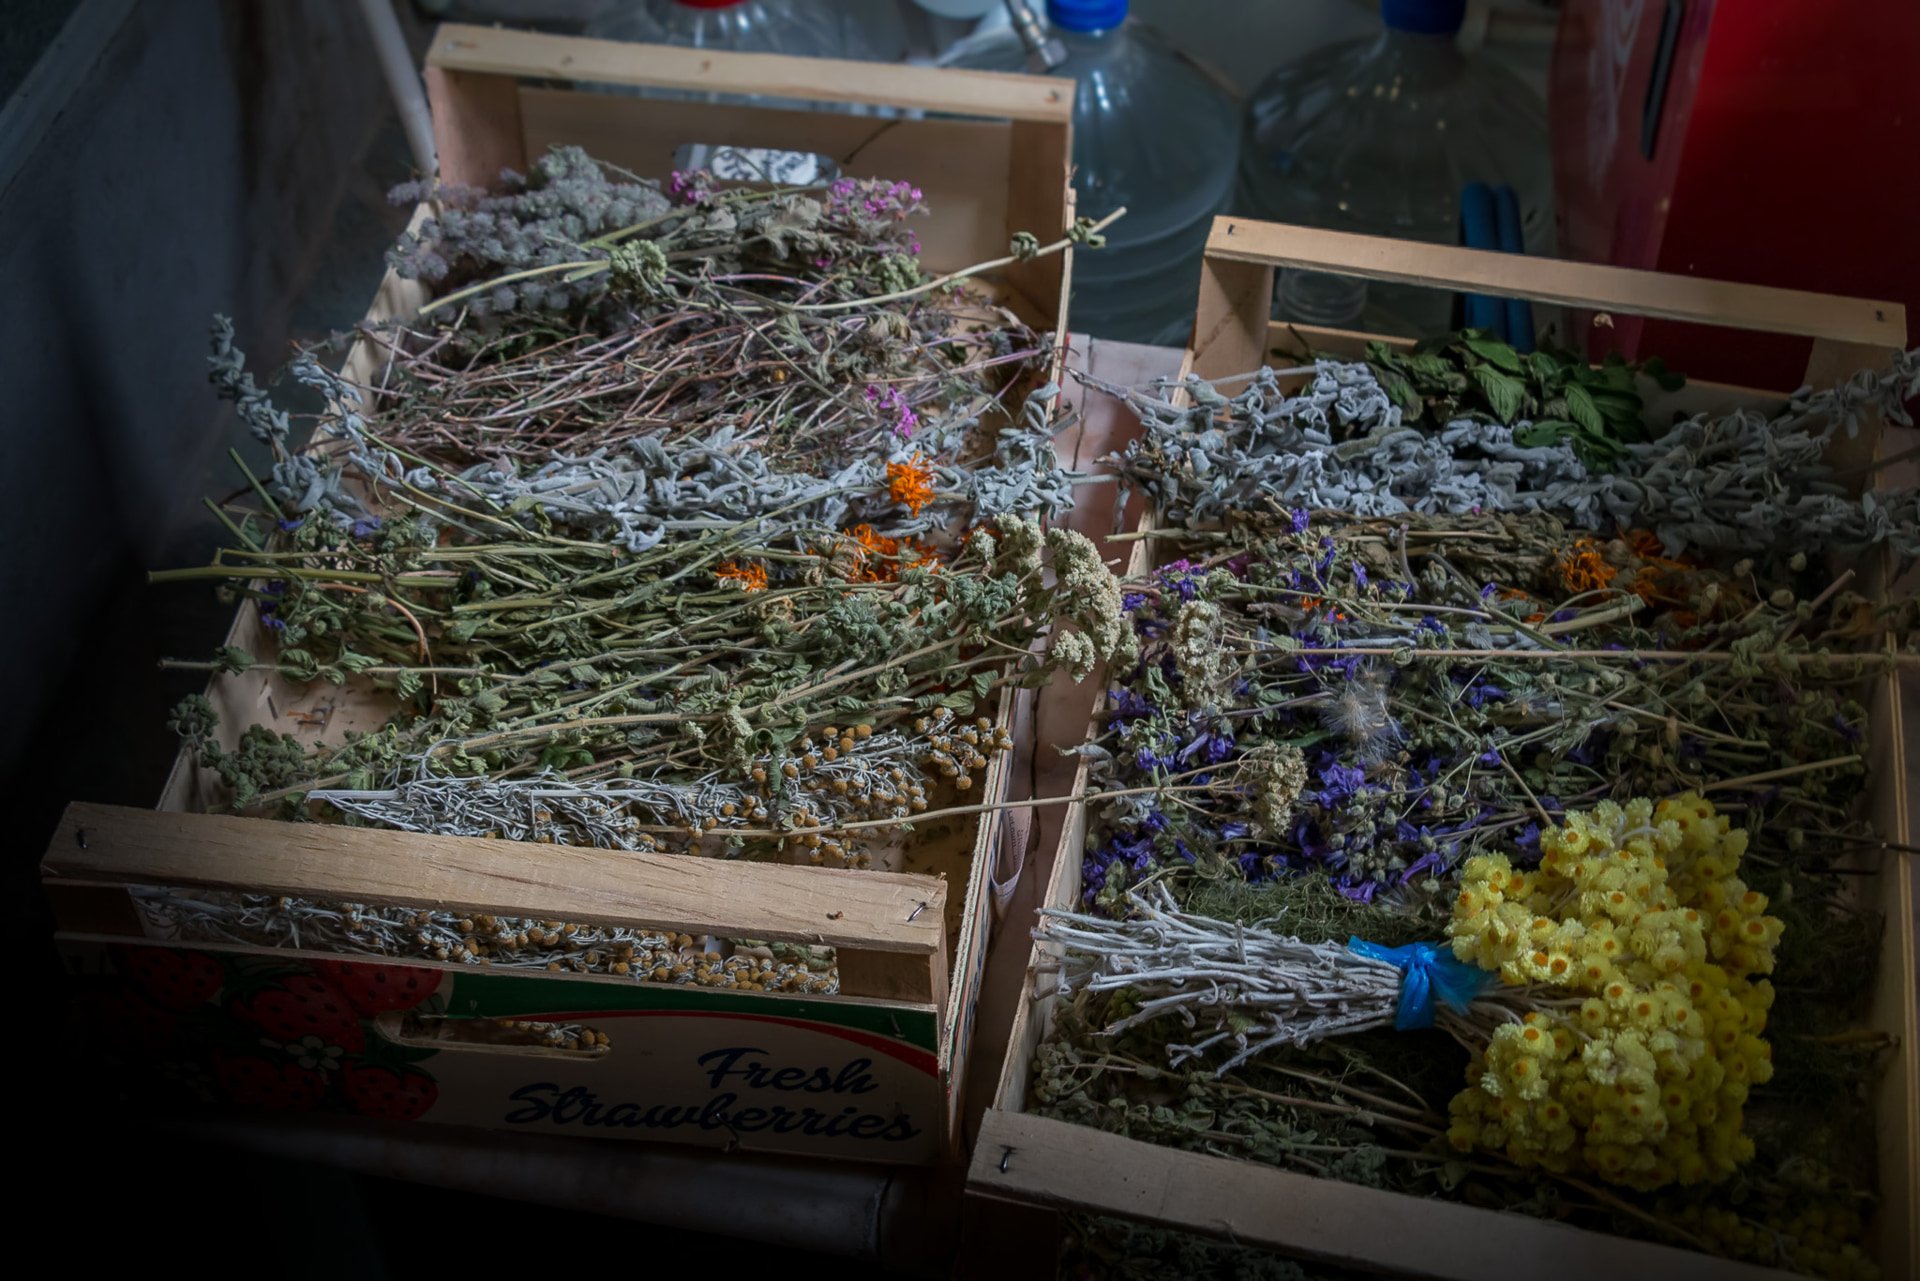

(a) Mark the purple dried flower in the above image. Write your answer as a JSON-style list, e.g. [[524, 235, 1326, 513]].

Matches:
[[1460, 677, 1509, 709], [1400, 848, 1443, 883]]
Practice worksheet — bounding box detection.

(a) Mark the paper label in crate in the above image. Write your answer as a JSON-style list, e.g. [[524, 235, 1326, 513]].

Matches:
[[673, 144, 840, 186], [64, 941, 946, 1163]]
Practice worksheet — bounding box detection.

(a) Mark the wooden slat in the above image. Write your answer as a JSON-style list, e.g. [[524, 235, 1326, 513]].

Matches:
[[426, 23, 1075, 123], [989, 759, 1084, 1119], [1205, 218, 1907, 347], [944, 685, 1017, 1085], [516, 87, 1015, 278], [1190, 254, 1274, 382], [1003, 118, 1074, 329], [837, 948, 943, 1008], [43, 802, 944, 957], [42, 883, 142, 937], [969, 1110, 1794, 1281], [423, 65, 525, 188], [1865, 665, 1918, 1276]]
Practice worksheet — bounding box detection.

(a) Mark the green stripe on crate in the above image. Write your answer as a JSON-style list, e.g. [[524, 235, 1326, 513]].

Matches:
[[441, 972, 940, 1051]]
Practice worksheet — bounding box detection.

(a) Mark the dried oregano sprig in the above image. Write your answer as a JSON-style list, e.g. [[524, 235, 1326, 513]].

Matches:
[[387, 149, 927, 321], [1079, 510, 1882, 909], [387, 146, 674, 315], [163, 513, 1132, 850], [1104, 349, 1920, 558]]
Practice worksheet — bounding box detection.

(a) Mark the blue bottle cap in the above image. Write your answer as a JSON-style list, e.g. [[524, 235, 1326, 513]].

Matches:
[[1047, 0, 1129, 34], [1381, 0, 1466, 35]]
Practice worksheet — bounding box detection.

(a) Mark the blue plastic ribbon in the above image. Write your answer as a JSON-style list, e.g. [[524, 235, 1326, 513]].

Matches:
[[1347, 938, 1494, 1031]]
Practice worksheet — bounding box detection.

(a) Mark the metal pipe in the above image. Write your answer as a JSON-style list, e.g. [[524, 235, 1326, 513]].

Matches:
[[355, 0, 437, 178], [1003, 0, 1065, 71], [156, 1114, 956, 1276]]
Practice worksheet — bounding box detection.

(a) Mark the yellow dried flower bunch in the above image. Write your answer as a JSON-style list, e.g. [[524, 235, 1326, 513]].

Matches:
[[1444, 793, 1783, 1190]]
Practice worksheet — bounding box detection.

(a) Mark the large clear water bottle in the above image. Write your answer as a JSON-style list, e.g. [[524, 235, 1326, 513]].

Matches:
[[950, 1, 1239, 345], [1238, 0, 1551, 336]]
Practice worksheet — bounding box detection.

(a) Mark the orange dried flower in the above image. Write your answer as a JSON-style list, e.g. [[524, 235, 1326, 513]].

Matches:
[[1556, 539, 1618, 594], [886, 456, 936, 516], [714, 561, 769, 592], [837, 524, 938, 583], [1619, 528, 1692, 606]]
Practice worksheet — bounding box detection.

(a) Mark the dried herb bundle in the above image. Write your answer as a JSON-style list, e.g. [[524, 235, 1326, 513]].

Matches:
[[1356, 329, 1684, 470], [1078, 511, 1881, 908], [1102, 350, 1920, 558]]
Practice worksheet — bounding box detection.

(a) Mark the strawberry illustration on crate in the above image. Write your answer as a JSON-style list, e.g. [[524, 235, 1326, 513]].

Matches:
[[119, 946, 224, 1011], [340, 1063, 440, 1121], [313, 960, 443, 1016], [213, 1052, 327, 1113], [69, 944, 449, 1120], [229, 973, 367, 1056]]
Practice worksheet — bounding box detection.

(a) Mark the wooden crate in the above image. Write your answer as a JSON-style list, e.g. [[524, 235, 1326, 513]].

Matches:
[[969, 217, 1918, 1274], [41, 26, 1078, 1165]]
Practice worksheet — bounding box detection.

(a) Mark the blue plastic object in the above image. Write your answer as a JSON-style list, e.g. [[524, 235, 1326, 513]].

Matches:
[[1458, 181, 1502, 334], [1047, 0, 1128, 33], [1380, 0, 1467, 36], [1492, 183, 1535, 353], [1348, 938, 1494, 1031]]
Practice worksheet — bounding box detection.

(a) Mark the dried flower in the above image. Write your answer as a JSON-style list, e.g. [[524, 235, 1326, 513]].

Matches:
[[886, 455, 937, 515], [714, 560, 768, 592]]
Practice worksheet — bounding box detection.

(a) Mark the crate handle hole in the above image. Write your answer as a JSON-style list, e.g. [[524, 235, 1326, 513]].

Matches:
[[373, 1011, 612, 1059]]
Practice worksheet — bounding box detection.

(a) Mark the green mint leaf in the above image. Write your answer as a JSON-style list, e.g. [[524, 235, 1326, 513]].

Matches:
[[1641, 355, 1686, 391], [1526, 350, 1567, 383], [1471, 366, 1526, 424], [1378, 368, 1419, 411], [1565, 383, 1607, 434], [1460, 334, 1524, 374], [1513, 421, 1571, 449]]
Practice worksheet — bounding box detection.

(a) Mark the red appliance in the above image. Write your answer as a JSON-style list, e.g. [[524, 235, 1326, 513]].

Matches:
[[1550, 0, 1919, 389]]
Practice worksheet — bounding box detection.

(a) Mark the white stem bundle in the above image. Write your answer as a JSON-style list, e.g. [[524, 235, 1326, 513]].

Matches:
[[1040, 885, 1546, 1075]]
